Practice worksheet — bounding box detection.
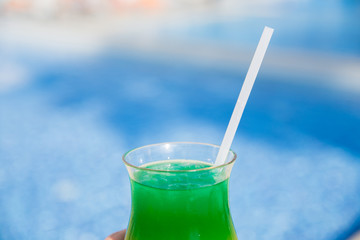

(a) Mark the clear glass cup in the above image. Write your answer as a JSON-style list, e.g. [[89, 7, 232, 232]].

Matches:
[[122, 142, 237, 240]]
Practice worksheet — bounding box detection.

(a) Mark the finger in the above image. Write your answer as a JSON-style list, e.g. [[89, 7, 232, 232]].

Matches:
[[105, 229, 126, 240]]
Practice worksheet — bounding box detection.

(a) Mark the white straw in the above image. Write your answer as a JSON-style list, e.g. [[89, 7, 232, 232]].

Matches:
[[215, 26, 274, 166]]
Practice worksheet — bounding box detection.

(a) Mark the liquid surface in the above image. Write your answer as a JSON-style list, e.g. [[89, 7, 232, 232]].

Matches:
[[125, 160, 237, 240], [134, 160, 227, 190], [142, 159, 213, 171]]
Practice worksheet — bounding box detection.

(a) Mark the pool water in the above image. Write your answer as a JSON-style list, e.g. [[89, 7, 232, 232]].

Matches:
[[0, 52, 359, 240]]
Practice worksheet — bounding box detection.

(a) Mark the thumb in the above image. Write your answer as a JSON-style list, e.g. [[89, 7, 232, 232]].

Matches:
[[105, 229, 126, 240]]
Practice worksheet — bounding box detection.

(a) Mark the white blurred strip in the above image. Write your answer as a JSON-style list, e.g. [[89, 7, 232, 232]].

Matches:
[[0, 13, 359, 93], [113, 38, 360, 94]]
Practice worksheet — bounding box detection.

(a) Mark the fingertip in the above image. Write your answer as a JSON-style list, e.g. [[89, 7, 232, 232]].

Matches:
[[105, 229, 126, 240]]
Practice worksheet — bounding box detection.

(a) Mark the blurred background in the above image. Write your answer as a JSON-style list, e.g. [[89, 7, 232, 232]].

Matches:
[[0, 0, 360, 239]]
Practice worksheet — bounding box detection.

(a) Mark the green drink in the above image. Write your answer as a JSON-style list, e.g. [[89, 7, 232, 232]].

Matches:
[[123, 143, 237, 240]]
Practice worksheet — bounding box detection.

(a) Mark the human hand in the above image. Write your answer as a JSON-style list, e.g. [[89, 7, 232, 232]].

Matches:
[[105, 229, 126, 240]]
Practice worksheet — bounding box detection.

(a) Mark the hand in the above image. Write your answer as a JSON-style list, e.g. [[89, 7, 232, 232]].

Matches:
[[105, 229, 126, 240]]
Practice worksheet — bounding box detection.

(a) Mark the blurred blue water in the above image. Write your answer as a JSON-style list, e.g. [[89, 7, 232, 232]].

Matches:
[[33, 54, 360, 154], [0, 51, 360, 240]]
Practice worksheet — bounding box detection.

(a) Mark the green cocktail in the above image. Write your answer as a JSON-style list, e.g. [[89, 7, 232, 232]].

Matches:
[[123, 142, 237, 240]]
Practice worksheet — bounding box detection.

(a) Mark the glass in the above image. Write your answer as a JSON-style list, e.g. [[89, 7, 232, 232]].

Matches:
[[122, 142, 237, 240]]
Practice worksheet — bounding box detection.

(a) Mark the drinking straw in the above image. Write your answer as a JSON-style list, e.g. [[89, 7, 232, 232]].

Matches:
[[215, 26, 274, 166]]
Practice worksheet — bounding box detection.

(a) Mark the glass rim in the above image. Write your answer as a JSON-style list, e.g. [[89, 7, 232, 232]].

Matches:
[[122, 142, 237, 173]]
